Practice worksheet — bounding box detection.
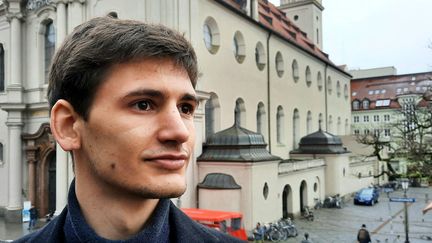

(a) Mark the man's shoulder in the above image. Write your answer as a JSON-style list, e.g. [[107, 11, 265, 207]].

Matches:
[[168, 203, 246, 242], [13, 208, 67, 243]]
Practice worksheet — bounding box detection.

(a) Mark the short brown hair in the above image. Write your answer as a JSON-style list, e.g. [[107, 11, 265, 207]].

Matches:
[[48, 17, 198, 120]]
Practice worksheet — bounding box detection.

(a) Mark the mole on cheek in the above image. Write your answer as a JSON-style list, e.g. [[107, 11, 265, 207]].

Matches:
[[111, 163, 116, 169]]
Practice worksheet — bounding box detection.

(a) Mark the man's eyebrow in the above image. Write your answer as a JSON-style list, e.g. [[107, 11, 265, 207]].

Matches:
[[123, 89, 163, 99], [122, 89, 198, 104], [181, 93, 199, 104]]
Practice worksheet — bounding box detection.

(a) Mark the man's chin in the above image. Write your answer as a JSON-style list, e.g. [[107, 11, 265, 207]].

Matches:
[[132, 185, 187, 199]]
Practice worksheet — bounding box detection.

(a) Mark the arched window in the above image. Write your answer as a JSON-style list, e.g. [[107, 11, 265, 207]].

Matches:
[[255, 42, 266, 70], [205, 93, 220, 138], [292, 60, 299, 82], [233, 31, 245, 63], [44, 20, 55, 83], [257, 102, 267, 140], [336, 81, 341, 97], [0, 44, 4, 92], [362, 99, 370, 109], [235, 98, 246, 127], [327, 76, 332, 95], [317, 71, 323, 91], [328, 115, 333, 133], [305, 66, 311, 87], [306, 111, 312, 134], [277, 106, 285, 144], [0, 143, 3, 162], [352, 100, 360, 110], [337, 117, 341, 135], [275, 52, 284, 77], [318, 113, 323, 129], [293, 109, 300, 149]]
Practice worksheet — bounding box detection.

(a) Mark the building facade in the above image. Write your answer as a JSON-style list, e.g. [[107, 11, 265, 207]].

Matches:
[[0, 0, 367, 229], [350, 70, 432, 173]]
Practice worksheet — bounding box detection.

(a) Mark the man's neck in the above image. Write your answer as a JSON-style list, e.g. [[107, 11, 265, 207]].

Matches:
[[74, 177, 159, 240]]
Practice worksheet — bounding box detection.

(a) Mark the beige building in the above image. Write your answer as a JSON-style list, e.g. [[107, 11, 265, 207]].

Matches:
[[0, 0, 379, 230], [350, 69, 432, 174]]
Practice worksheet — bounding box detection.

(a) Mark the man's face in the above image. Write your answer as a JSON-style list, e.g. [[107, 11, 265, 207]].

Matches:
[[77, 58, 197, 198]]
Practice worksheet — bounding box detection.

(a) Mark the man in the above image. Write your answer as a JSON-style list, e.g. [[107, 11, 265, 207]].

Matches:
[[252, 222, 264, 243], [27, 206, 38, 230], [301, 232, 313, 243], [357, 224, 371, 243], [16, 17, 243, 242]]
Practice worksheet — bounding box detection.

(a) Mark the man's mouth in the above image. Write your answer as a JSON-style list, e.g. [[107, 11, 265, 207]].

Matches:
[[143, 153, 188, 170]]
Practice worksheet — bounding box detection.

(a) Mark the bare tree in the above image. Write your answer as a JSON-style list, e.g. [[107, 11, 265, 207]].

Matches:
[[355, 131, 397, 178]]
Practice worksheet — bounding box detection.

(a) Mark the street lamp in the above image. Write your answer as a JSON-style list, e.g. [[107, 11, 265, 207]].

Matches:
[[401, 179, 410, 243]]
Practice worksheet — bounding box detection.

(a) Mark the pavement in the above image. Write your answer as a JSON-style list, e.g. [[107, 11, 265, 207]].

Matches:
[[280, 186, 432, 243], [1, 187, 432, 242], [0, 217, 47, 242]]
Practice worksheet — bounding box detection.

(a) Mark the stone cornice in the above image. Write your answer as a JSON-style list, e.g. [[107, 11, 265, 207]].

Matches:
[[0, 102, 26, 111]]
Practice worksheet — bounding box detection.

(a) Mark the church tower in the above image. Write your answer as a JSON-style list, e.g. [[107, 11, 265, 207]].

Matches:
[[278, 0, 324, 49]]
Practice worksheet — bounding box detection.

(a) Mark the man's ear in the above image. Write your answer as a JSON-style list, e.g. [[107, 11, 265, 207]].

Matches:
[[50, 99, 82, 151]]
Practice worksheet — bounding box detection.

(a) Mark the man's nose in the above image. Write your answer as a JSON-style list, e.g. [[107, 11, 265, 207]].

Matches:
[[157, 106, 190, 144]]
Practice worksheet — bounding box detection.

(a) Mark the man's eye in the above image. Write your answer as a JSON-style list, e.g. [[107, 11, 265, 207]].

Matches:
[[134, 100, 152, 111], [179, 104, 195, 115]]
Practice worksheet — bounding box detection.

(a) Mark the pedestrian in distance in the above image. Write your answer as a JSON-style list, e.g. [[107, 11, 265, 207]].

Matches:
[[253, 222, 264, 243], [27, 206, 38, 230], [357, 224, 372, 243], [301, 232, 313, 243], [16, 16, 244, 242]]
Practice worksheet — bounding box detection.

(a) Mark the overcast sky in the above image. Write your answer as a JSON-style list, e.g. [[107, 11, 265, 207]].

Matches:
[[269, 0, 432, 75]]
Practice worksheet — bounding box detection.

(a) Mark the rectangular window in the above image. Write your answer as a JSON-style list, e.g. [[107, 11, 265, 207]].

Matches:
[[374, 129, 380, 137], [384, 129, 390, 136], [353, 116, 359, 123], [354, 129, 360, 135], [384, 114, 390, 122], [373, 115, 379, 122], [363, 116, 369, 122], [364, 129, 370, 135]]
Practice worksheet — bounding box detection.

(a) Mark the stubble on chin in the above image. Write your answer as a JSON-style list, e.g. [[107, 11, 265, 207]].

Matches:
[[88, 161, 187, 199]]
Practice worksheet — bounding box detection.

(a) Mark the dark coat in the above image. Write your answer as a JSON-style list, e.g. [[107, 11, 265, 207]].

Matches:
[[14, 202, 245, 243]]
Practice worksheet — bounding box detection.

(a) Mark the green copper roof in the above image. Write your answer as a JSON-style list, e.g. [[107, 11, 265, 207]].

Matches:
[[198, 173, 241, 189], [290, 129, 349, 154], [198, 124, 281, 162]]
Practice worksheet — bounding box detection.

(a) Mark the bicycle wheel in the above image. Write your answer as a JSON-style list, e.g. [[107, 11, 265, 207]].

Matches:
[[288, 227, 298, 237], [281, 228, 288, 240], [269, 230, 281, 242]]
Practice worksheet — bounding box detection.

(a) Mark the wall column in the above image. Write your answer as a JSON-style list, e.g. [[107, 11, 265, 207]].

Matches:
[[5, 121, 24, 222], [55, 143, 68, 215], [6, 12, 23, 103], [55, 0, 67, 45], [4, 3, 24, 222], [67, 0, 85, 34]]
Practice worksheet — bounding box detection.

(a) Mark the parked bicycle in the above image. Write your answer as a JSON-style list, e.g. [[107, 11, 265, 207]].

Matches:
[[262, 218, 298, 242], [323, 194, 342, 208], [314, 197, 323, 209], [302, 206, 314, 221], [278, 218, 298, 239]]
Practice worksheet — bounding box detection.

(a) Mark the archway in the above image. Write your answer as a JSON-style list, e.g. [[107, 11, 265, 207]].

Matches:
[[282, 185, 292, 219], [300, 180, 308, 212], [23, 123, 56, 217]]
